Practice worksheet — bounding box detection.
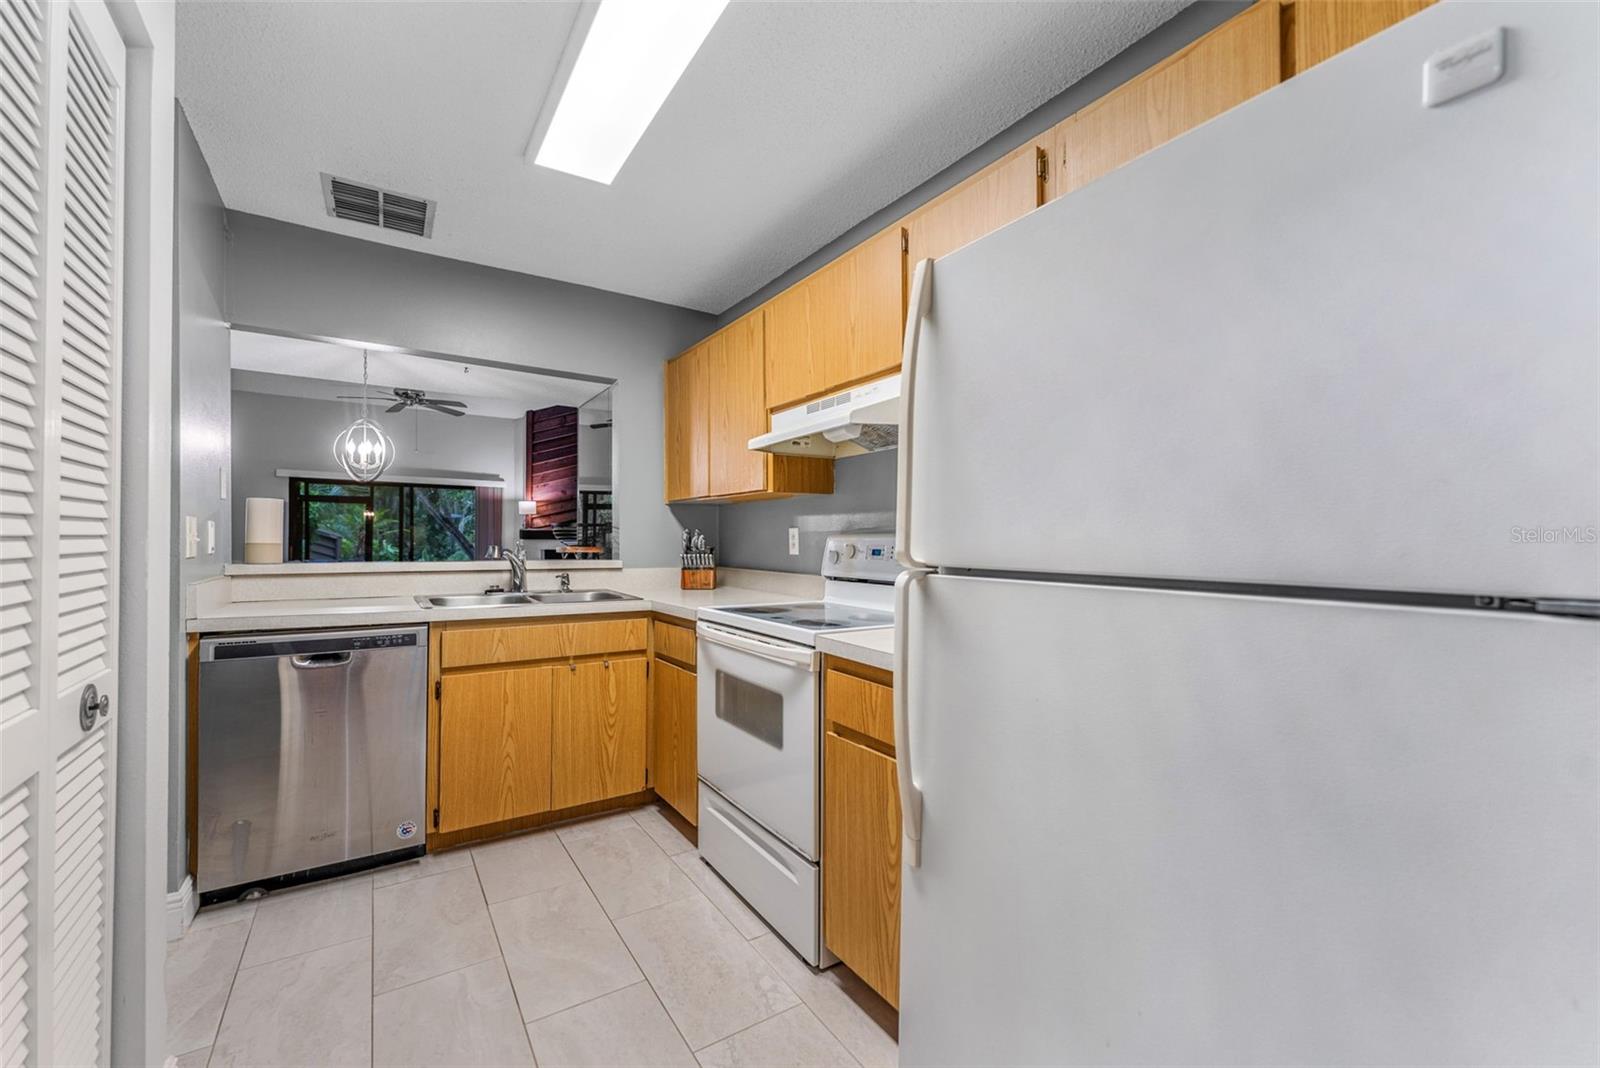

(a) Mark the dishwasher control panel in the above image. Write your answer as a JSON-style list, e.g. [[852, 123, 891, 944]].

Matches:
[[203, 628, 422, 661]]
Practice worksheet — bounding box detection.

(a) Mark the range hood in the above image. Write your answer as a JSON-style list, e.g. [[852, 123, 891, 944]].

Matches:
[[747, 374, 901, 458]]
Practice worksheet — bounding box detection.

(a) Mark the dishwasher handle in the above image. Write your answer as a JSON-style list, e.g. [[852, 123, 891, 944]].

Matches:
[[290, 652, 352, 669]]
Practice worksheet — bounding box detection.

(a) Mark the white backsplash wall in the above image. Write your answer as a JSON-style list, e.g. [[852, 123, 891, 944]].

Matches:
[[716, 450, 896, 574]]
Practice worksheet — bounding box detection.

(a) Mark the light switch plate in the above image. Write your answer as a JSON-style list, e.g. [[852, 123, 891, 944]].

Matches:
[[788, 527, 800, 555], [1423, 27, 1504, 107], [205, 519, 216, 555], [183, 515, 198, 559]]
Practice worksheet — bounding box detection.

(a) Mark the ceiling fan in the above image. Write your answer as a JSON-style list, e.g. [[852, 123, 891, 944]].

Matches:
[[336, 386, 467, 416]]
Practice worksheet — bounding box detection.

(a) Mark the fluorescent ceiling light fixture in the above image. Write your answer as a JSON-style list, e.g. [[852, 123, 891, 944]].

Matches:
[[531, 0, 729, 184]]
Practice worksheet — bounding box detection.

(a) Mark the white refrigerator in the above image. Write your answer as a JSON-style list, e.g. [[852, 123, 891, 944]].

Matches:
[[892, 2, 1598, 1064]]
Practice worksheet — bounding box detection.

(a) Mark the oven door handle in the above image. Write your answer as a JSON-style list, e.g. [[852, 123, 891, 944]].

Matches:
[[697, 622, 819, 669]]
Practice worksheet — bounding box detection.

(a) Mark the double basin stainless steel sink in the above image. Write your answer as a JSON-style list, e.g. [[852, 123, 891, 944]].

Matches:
[[414, 589, 640, 609]]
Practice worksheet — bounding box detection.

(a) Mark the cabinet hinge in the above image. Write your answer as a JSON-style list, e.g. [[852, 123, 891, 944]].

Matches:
[[900, 230, 908, 254], [1036, 150, 1048, 181], [434, 680, 441, 700], [431, 807, 439, 829]]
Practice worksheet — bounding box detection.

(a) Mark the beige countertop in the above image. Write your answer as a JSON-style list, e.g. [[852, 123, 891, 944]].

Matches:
[[186, 581, 808, 634], [816, 627, 895, 674]]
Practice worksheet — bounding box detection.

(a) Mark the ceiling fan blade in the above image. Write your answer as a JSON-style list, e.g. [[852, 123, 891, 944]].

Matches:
[[424, 401, 466, 416], [386, 401, 408, 413], [429, 399, 467, 407]]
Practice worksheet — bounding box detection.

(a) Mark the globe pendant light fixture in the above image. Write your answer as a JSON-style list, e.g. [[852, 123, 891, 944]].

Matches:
[[333, 350, 395, 482]]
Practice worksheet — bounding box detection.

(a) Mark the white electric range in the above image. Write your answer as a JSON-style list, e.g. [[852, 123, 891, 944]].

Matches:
[[695, 533, 899, 965]]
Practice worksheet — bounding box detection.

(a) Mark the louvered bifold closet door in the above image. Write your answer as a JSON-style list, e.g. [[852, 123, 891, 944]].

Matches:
[[0, 0, 124, 1065]]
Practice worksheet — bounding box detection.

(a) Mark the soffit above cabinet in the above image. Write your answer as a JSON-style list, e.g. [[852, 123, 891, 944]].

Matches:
[[177, 0, 1184, 313]]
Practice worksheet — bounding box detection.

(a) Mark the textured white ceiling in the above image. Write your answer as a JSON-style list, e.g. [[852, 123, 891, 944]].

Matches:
[[179, 1, 1183, 313], [230, 330, 610, 419]]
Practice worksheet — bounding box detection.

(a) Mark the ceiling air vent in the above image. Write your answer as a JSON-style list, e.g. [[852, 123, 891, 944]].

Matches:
[[320, 174, 435, 238]]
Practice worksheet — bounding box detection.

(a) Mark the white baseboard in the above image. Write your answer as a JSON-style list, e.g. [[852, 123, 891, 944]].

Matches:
[[166, 876, 196, 941]]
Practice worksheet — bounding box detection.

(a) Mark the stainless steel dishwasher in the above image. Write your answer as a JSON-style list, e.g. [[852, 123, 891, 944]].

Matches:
[[196, 626, 428, 902]]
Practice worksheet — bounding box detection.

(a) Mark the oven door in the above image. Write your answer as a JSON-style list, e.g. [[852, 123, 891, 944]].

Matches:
[[696, 621, 821, 858]]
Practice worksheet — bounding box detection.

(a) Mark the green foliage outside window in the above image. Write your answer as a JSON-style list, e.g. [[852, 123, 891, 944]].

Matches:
[[291, 479, 480, 562]]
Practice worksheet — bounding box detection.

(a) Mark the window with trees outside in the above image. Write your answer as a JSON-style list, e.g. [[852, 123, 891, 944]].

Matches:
[[287, 477, 498, 562]]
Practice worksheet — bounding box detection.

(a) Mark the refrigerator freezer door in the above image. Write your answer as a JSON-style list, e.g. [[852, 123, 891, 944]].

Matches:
[[905, 0, 1598, 598], [899, 575, 1597, 1066]]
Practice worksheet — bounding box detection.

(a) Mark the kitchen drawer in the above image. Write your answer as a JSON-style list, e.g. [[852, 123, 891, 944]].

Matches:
[[824, 668, 895, 751], [700, 783, 821, 964], [652, 618, 696, 668], [441, 616, 647, 669]]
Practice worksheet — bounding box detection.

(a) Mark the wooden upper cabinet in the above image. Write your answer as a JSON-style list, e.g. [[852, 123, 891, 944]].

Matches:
[[764, 277, 824, 415], [905, 142, 1046, 265], [1281, 0, 1436, 76], [850, 226, 908, 387], [708, 311, 768, 497], [664, 343, 710, 502], [764, 226, 906, 410], [1049, 0, 1281, 200]]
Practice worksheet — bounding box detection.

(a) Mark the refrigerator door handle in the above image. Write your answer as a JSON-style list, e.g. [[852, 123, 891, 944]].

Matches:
[[895, 258, 934, 570], [894, 566, 931, 867]]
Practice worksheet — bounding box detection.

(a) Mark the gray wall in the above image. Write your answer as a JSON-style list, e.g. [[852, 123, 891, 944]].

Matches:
[[706, 2, 1248, 574], [230, 389, 525, 557], [169, 105, 228, 891], [225, 213, 715, 567], [717, 450, 896, 573]]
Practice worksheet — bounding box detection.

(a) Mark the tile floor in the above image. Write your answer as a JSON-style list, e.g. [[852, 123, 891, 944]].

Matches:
[[167, 804, 899, 1067]]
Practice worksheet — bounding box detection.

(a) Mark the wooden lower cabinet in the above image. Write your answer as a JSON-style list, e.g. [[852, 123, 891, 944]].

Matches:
[[651, 657, 697, 824], [437, 665, 555, 834], [431, 617, 650, 840], [822, 663, 901, 1008], [824, 732, 901, 1008], [551, 657, 648, 810]]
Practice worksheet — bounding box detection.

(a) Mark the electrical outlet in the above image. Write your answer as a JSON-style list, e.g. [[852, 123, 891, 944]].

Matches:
[[219, 466, 229, 500], [787, 527, 799, 555], [206, 519, 216, 555]]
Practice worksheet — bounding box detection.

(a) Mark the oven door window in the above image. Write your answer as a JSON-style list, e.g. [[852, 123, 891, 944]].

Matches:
[[715, 670, 784, 749]]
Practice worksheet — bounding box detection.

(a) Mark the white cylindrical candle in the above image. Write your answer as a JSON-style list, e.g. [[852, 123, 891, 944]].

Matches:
[[243, 497, 285, 564]]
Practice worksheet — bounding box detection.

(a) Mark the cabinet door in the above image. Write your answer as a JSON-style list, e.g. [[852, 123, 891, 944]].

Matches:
[[1051, 0, 1280, 198], [823, 731, 902, 1008], [664, 343, 709, 501], [438, 665, 554, 833], [1283, 0, 1435, 75], [764, 227, 906, 410], [552, 657, 648, 809], [905, 143, 1046, 264], [764, 273, 824, 411], [843, 226, 907, 386], [651, 658, 698, 825], [708, 311, 769, 497]]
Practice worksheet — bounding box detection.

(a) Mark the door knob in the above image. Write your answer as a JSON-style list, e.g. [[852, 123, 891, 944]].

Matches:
[[79, 684, 110, 732]]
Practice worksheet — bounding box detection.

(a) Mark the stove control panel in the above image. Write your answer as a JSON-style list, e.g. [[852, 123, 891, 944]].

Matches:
[[821, 532, 901, 583]]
